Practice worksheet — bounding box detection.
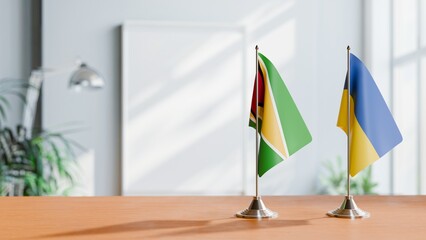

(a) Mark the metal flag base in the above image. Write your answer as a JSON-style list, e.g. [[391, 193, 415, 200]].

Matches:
[[327, 195, 370, 219], [236, 196, 278, 219]]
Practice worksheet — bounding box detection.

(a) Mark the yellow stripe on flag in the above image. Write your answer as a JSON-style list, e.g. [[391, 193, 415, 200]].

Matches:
[[337, 90, 380, 176], [337, 90, 354, 135], [350, 117, 380, 176], [259, 61, 288, 159]]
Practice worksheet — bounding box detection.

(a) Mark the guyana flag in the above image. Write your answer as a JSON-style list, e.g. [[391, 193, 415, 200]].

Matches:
[[250, 53, 312, 176]]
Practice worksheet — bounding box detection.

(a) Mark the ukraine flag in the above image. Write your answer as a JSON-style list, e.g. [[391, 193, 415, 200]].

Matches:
[[337, 53, 403, 177], [249, 53, 312, 177]]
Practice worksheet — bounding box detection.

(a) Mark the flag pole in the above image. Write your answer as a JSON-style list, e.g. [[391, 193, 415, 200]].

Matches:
[[346, 45, 351, 198], [255, 45, 259, 198], [236, 45, 277, 219], [326, 46, 369, 219]]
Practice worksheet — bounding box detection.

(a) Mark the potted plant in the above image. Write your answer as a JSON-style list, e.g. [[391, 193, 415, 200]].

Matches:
[[0, 79, 80, 196]]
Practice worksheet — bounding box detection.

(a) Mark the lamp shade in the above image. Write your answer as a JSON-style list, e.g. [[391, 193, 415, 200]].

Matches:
[[69, 63, 104, 90]]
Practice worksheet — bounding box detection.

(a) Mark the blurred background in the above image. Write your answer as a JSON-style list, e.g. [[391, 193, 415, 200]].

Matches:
[[0, 0, 424, 196]]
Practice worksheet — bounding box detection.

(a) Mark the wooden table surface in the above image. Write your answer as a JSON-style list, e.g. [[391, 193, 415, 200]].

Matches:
[[1, 196, 425, 239]]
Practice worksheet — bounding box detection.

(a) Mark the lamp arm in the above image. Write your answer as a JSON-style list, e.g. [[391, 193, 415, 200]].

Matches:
[[22, 60, 103, 136], [22, 60, 82, 136], [22, 72, 43, 137], [33, 60, 82, 78]]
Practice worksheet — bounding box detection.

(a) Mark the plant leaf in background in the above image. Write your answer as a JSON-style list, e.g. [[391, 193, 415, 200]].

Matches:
[[0, 79, 33, 127], [318, 156, 378, 195], [0, 125, 82, 196], [0, 78, 81, 196]]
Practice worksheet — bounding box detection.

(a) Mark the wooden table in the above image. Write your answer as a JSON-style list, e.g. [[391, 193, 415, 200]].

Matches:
[[1, 196, 425, 239]]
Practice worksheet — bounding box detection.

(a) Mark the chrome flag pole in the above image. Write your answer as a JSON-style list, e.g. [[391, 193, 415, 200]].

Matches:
[[236, 45, 277, 219], [327, 46, 369, 219], [256, 44, 260, 199]]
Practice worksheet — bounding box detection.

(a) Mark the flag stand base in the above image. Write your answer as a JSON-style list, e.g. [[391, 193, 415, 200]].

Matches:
[[327, 195, 370, 219], [236, 196, 278, 219]]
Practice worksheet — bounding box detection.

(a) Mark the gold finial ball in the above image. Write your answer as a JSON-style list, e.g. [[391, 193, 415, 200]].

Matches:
[[255, 45, 259, 50], [347, 45, 351, 50]]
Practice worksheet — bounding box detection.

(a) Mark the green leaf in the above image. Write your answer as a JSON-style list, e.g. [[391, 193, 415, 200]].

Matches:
[[0, 105, 7, 122], [0, 96, 11, 108], [319, 157, 378, 195], [24, 173, 38, 196], [0, 122, 79, 196]]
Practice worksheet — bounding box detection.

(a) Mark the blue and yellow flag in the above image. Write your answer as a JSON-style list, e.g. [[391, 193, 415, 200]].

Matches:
[[337, 53, 402, 177]]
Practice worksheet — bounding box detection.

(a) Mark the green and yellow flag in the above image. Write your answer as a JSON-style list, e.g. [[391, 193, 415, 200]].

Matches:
[[250, 53, 312, 176]]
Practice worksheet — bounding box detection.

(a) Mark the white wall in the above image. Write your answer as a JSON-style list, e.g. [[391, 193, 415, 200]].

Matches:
[[0, 0, 31, 127], [365, 0, 426, 195], [42, 0, 363, 195], [364, 0, 393, 194]]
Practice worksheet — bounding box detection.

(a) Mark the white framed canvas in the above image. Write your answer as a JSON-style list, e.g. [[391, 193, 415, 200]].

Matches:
[[121, 21, 248, 195]]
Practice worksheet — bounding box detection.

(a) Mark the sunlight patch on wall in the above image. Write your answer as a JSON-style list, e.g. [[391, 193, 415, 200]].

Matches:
[[393, 62, 418, 195], [240, 0, 294, 31]]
